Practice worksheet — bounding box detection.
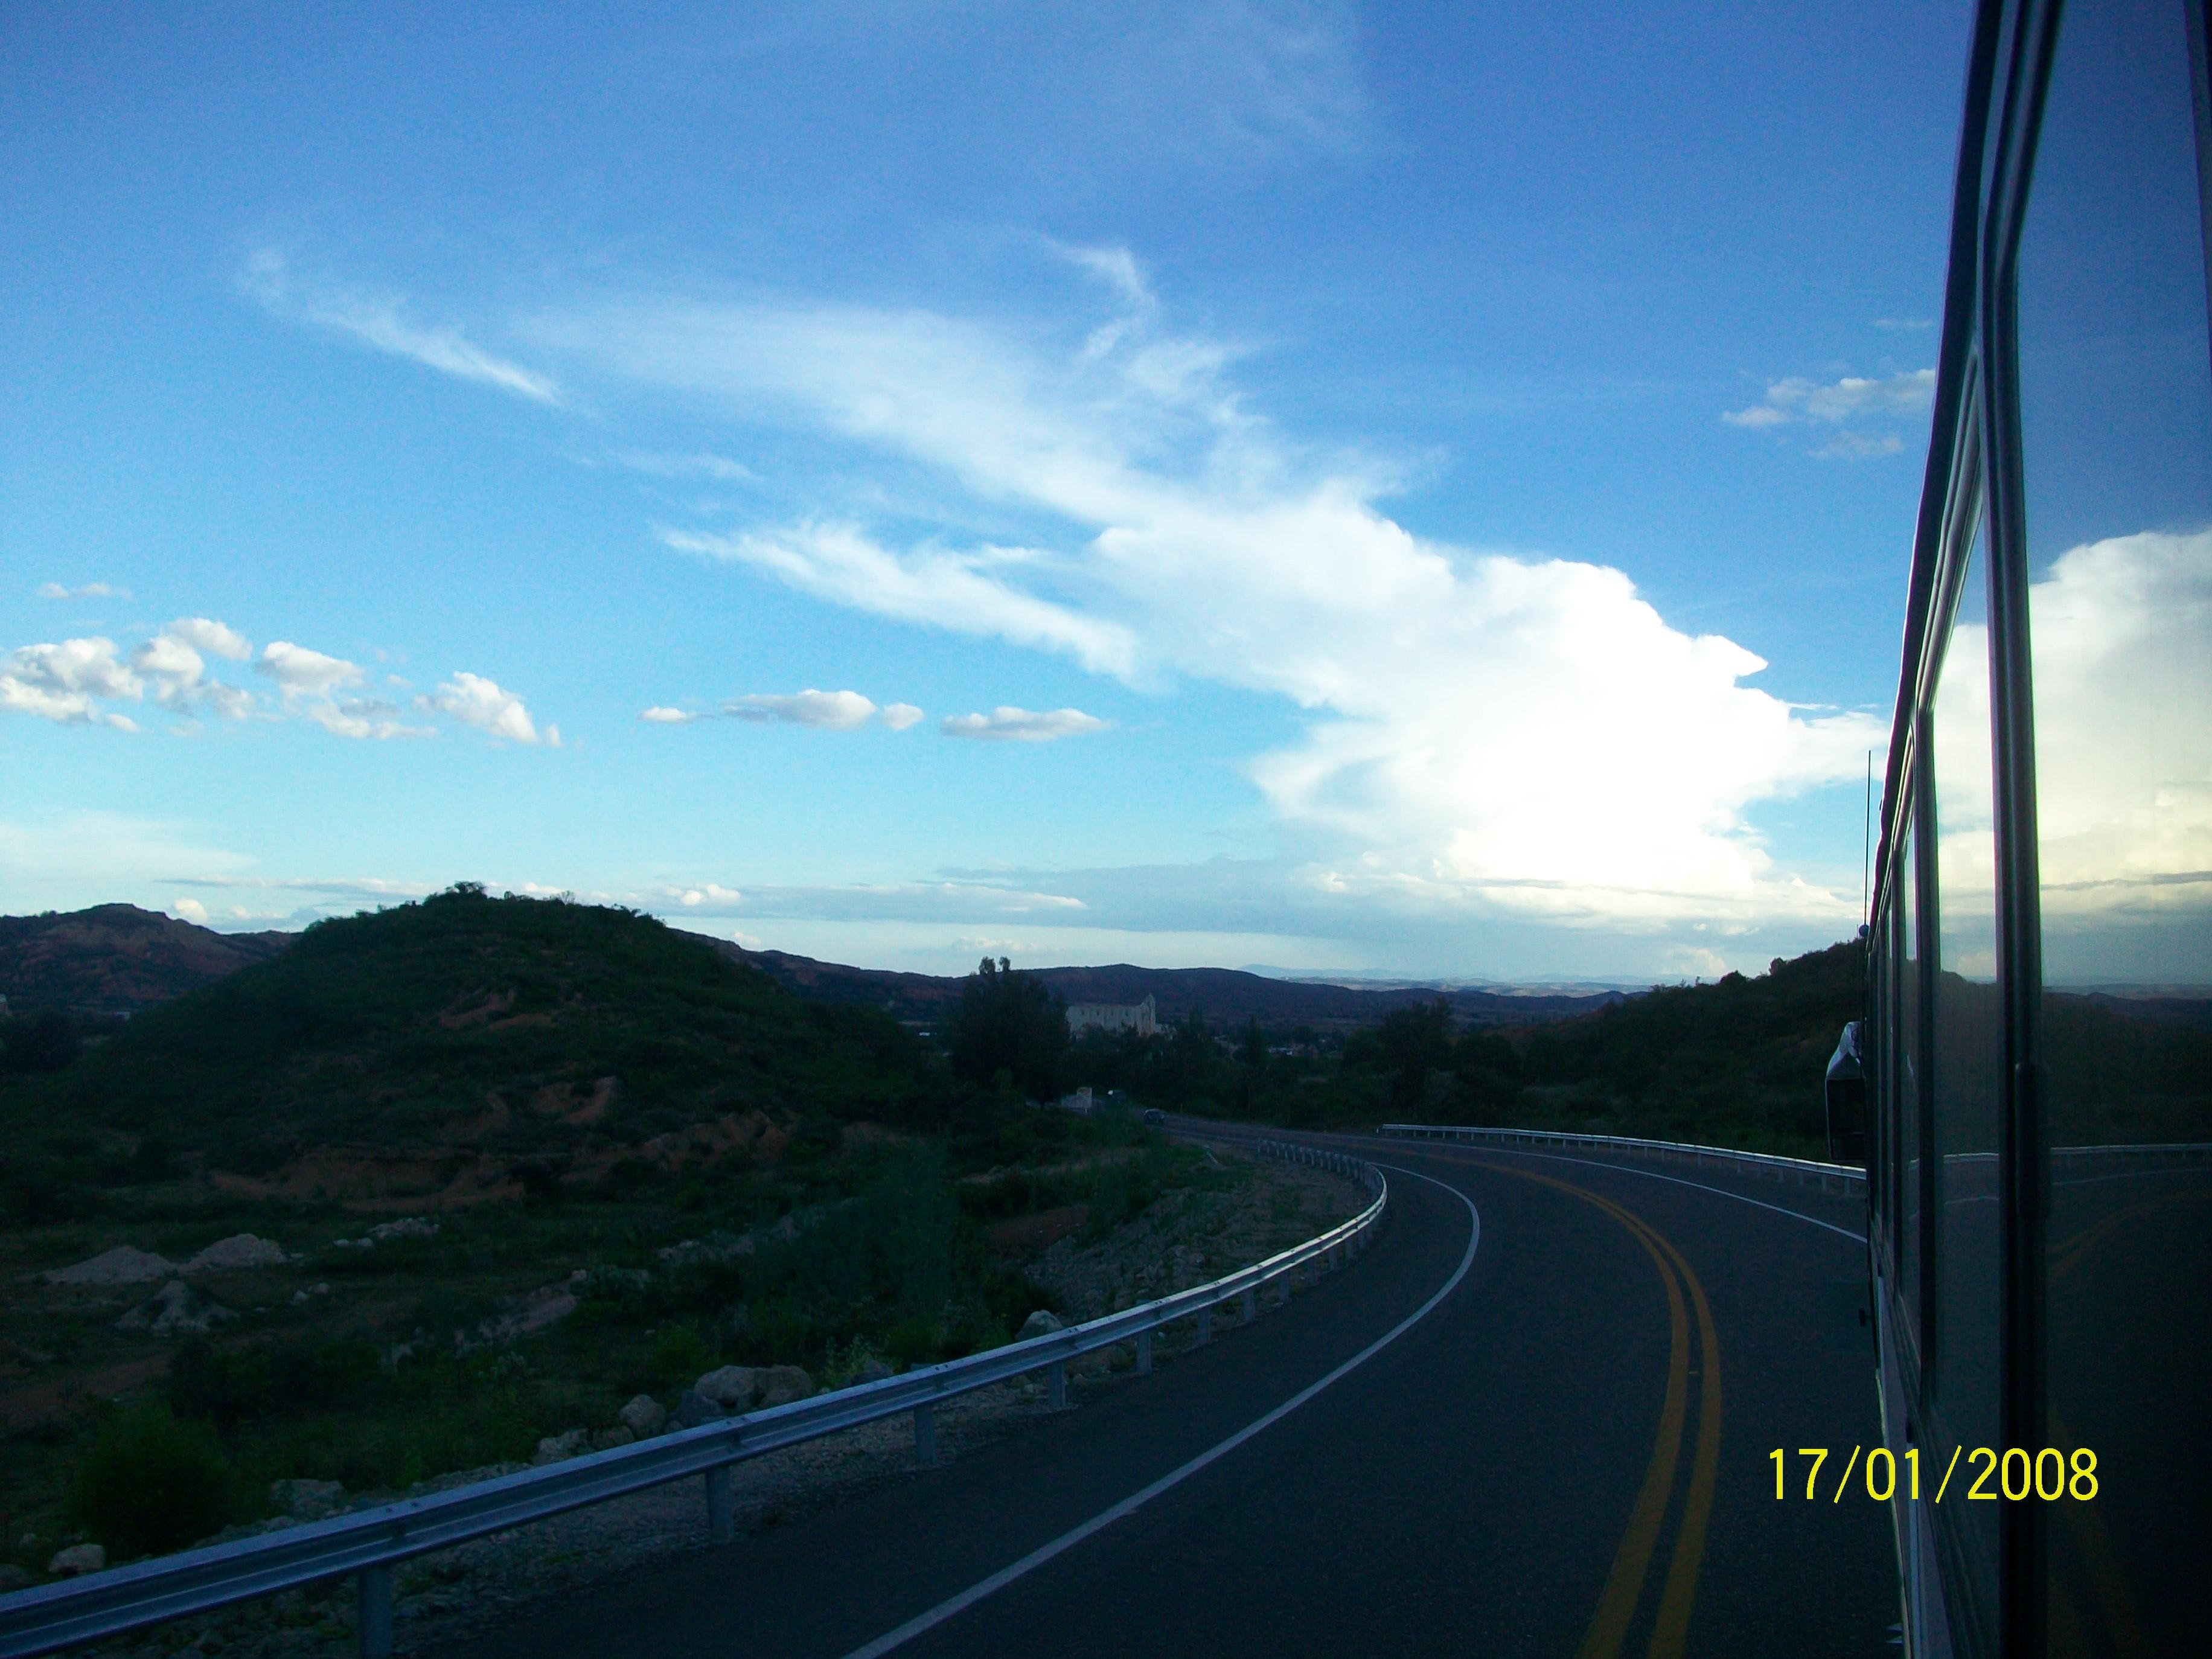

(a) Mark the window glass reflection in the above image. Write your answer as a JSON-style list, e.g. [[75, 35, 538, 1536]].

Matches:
[[1929, 518, 2002, 1620], [2015, 0, 2212, 1652], [1898, 815, 1924, 1364]]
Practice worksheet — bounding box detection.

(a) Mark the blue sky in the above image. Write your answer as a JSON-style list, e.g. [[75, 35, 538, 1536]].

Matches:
[[2, 1, 1972, 981]]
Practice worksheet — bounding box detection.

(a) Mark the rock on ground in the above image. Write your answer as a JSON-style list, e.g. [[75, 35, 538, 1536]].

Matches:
[[46, 1544, 104, 1576], [116, 1280, 237, 1336], [616, 1395, 665, 1437], [269, 1479, 347, 1521], [41, 1245, 176, 1285], [671, 1389, 724, 1429], [691, 1366, 758, 1411], [530, 1430, 588, 1466], [1018, 1309, 1066, 1338], [183, 1235, 292, 1273], [756, 1366, 814, 1408]]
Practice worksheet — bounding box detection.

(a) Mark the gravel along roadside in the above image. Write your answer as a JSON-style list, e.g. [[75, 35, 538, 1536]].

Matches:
[[70, 1146, 1373, 1659]]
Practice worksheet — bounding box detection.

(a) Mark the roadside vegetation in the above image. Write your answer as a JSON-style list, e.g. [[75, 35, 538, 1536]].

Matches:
[[0, 890, 1220, 1576], [1063, 942, 1876, 1156]]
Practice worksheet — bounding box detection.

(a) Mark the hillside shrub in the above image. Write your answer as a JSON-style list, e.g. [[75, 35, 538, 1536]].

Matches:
[[68, 1405, 237, 1560], [648, 1323, 712, 1385]]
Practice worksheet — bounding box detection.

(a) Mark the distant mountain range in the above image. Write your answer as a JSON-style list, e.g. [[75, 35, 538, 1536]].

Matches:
[[717, 945, 1626, 1029], [1, 904, 1628, 1029], [0, 904, 289, 1015]]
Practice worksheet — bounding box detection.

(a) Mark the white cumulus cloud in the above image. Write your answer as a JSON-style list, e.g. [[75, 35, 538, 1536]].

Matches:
[[941, 706, 1108, 743], [259, 641, 364, 698], [726, 689, 878, 730], [130, 625, 257, 720], [165, 617, 253, 661], [879, 702, 925, 730], [1725, 368, 1934, 429], [544, 268, 1885, 924], [424, 672, 548, 744], [1, 637, 142, 729], [640, 706, 700, 724], [37, 581, 130, 601]]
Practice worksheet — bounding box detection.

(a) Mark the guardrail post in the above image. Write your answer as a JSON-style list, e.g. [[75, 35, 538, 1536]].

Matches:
[[1242, 1285, 1258, 1323], [705, 1463, 735, 1544], [1197, 1305, 1213, 1345], [357, 1565, 394, 1659], [912, 1404, 937, 1467], [1047, 1361, 1068, 1408], [1277, 1270, 1293, 1306], [1136, 1330, 1152, 1373]]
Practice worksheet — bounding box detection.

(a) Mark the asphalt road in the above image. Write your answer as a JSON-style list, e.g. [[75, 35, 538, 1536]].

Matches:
[[435, 1129, 1896, 1659]]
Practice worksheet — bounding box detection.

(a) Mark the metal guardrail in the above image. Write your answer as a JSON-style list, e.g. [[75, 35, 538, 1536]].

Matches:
[[0, 1143, 1384, 1659], [2051, 1140, 2212, 1166], [1379, 1122, 1866, 1195]]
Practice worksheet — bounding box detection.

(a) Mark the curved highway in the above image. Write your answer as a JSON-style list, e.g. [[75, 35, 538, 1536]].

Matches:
[[433, 1127, 1894, 1659]]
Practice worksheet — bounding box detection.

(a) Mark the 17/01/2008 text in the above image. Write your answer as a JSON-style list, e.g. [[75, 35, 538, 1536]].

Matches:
[[1771, 1446, 2098, 1503]]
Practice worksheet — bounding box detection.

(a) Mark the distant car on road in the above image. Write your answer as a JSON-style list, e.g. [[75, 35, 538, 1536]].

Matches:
[[1142, 1108, 1165, 1126]]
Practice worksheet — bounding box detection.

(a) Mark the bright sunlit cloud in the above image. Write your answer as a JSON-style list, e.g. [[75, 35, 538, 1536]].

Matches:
[[548, 270, 1882, 924], [424, 671, 551, 744]]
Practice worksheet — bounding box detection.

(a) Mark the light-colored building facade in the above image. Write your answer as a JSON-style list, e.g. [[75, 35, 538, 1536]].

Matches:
[[1065, 994, 1157, 1037]]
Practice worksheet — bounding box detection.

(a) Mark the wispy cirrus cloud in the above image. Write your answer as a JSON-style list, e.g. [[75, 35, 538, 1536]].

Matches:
[[940, 706, 1108, 742], [664, 525, 1141, 678], [648, 692, 926, 730], [637, 879, 1087, 923], [37, 581, 130, 601], [243, 247, 563, 406], [1812, 432, 1905, 461], [527, 245, 1881, 926], [617, 450, 758, 482]]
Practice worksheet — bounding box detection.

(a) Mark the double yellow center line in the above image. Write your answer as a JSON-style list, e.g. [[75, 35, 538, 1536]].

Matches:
[[1417, 1149, 1723, 1659]]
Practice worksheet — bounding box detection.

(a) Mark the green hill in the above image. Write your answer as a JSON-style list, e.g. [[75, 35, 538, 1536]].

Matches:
[[2, 884, 942, 1204], [1510, 941, 1866, 1151], [0, 892, 1221, 1568]]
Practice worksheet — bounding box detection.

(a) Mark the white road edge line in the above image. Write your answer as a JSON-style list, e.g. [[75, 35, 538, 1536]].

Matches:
[[833, 1165, 1481, 1659], [1357, 1134, 1867, 1244]]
